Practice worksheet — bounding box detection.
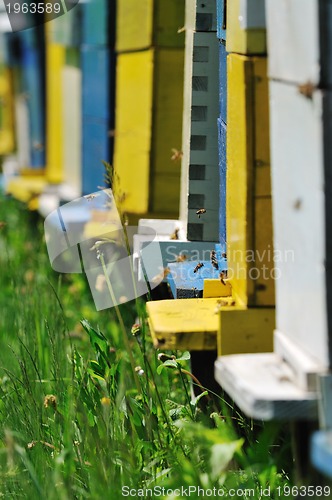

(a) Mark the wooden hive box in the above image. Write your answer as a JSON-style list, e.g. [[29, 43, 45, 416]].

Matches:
[[226, 0, 266, 55], [113, 0, 185, 217], [227, 54, 274, 307]]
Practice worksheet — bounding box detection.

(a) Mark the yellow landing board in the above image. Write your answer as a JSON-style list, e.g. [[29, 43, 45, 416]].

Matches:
[[6, 175, 46, 208], [46, 42, 65, 184], [113, 49, 184, 216], [227, 54, 274, 307], [203, 279, 232, 298], [116, 0, 185, 52], [147, 298, 222, 350], [226, 0, 266, 55], [218, 307, 275, 356]]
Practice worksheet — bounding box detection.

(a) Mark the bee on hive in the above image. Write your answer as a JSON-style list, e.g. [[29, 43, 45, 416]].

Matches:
[[170, 227, 180, 240], [219, 270, 228, 285], [196, 208, 206, 219], [210, 250, 219, 270]]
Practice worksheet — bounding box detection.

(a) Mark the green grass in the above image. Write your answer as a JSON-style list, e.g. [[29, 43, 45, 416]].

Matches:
[[0, 196, 292, 499]]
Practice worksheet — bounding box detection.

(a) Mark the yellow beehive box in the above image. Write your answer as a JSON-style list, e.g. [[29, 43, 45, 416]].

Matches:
[[147, 298, 224, 350], [227, 54, 274, 307], [218, 307, 274, 356], [45, 40, 65, 184], [116, 0, 185, 52], [113, 48, 184, 216], [226, 0, 266, 55], [0, 66, 14, 155]]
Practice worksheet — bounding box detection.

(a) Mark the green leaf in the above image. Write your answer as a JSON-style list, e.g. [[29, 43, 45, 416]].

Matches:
[[81, 319, 109, 356], [157, 359, 178, 375], [210, 440, 244, 480], [191, 390, 208, 406], [176, 351, 190, 362]]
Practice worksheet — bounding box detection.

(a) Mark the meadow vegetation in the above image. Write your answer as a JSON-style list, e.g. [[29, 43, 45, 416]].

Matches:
[[0, 196, 292, 499]]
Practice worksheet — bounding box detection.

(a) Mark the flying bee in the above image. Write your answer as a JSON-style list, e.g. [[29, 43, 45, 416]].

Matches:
[[214, 299, 228, 314], [151, 267, 171, 283], [210, 250, 219, 270], [193, 262, 204, 273], [196, 208, 206, 219], [219, 270, 228, 285], [170, 227, 180, 240], [176, 253, 187, 263], [171, 148, 183, 161], [85, 194, 97, 202], [222, 252, 227, 259]]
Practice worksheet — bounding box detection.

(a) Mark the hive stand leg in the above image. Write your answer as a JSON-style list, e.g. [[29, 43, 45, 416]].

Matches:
[[291, 421, 323, 488], [190, 350, 221, 400]]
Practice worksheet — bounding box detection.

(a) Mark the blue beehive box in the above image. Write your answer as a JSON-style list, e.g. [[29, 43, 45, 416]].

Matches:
[[82, 117, 110, 195], [81, 0, 114, 46], [81, 45, 111, 120], [20, 28, 45, 168], [219, 40, 227, 124], [218, 118, 226, 247], [216, 0, 227, 40]]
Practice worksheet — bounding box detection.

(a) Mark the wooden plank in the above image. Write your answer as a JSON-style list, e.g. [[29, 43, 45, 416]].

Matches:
[[81, 45, 113, 195], [0, 66, 14, 155], [227, 54, 273, 306], [147, 298, 220, 350], [82, 117, 110, 195], [226, 53, 254, 305], [20, 30, 45, 168], [311, 431, 332, 479], [180, 31, 220, 241], [45, 42, 65, 183], [214, 353, 318, 420], [48, 3, 82, 46], [138, 218, 184, 236], [265, 0, 320, 85], [203, 278, 232, 298], [114, 48, 184, 216], [6, 176, 46, 204], [219, 307, 274, 355], [113, 50, 153, 213], [14, 93, 30, 169], [81, 46, 110, 120], [62, 49, 81, 197], [216, 0, 226, 40], [219, 41, 227, 124], [269, 81, 328, 367], [226, 0, 266, 55], [239, 0, 266, 29], [254, 197, 274, 305], [274, 330, 326, 392], [218, 118, 226, 247], [150, 49, 184, 215], [186, 0, 216, 32], [116, 0, 184, 52], [81, 0, 111, 46]]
